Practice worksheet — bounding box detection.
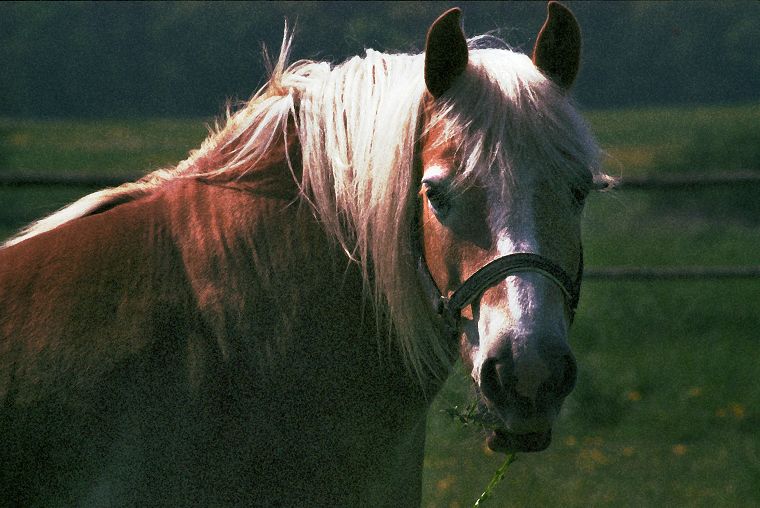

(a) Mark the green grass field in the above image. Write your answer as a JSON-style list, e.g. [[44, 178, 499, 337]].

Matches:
[[2, 104, 759, 506]]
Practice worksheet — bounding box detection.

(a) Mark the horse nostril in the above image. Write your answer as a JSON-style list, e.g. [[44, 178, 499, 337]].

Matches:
[[479, 350, 576, 407], [479, 357, 513, 406], [555, 353, 577, 399], [479, 358, 499, 402]]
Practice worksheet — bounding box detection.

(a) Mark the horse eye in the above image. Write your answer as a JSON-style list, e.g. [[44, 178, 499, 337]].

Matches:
[[424, 184, 451, 217]]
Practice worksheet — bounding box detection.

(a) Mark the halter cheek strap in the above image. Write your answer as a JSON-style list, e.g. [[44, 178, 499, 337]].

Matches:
[[417, 250, 583, 335]]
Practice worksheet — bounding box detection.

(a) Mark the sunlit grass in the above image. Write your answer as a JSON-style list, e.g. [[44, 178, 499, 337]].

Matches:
[[0, 118, 208, 174]]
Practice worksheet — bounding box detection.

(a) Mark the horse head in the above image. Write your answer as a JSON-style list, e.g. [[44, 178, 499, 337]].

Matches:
[[418, 2, 594, 453]]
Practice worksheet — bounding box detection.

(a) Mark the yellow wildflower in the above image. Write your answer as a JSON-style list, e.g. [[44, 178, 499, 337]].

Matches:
[[729, 403, 745, 420], [687, 387, 702, 398]]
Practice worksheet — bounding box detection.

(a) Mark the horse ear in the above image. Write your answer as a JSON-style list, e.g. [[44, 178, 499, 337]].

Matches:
[[532, 1, 581, 90], [425, 8, 468, 98]]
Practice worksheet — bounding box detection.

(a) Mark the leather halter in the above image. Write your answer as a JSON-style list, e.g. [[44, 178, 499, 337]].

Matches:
[[416, 248, 583, 335]]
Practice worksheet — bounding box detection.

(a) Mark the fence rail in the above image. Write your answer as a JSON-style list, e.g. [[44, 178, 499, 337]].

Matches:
[[0, 172, 143, 188], [611, 170, 760, 190], [585, 266, 760, 280], [3, 170, 760, 281], [3, 170, 760, 190]]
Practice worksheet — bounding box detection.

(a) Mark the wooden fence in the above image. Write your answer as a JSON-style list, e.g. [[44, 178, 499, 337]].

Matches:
[[4, 170, 760, 189], [2, 170, 760, 281]]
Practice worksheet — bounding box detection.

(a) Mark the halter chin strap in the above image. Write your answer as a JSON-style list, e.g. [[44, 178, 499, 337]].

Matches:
[[417, 250, 583, 335]]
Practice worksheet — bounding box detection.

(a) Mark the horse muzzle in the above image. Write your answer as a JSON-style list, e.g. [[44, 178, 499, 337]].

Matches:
[[476, 338, 578, 453]]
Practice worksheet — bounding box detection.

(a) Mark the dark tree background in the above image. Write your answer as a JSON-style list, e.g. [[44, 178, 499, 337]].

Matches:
[[2, 1, 758, 118]]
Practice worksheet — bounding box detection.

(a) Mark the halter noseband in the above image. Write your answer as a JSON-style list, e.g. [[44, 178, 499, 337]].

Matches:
[[417, 249, 583, 335]]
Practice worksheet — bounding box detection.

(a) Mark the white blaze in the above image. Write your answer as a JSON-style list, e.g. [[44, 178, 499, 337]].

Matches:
[[470, 198, 569, 405]]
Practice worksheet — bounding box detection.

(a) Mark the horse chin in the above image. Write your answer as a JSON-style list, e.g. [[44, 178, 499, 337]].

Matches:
[[469, 392, 558, 453], [487, 428, 552, 453]]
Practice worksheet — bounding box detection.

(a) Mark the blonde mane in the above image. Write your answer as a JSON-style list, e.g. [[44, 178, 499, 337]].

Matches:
[[3, 30, 605, 381]]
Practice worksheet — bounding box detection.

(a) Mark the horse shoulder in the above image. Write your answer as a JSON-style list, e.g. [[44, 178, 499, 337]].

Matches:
[[2, 191, 193, 398], [0, 189, 208, 501]]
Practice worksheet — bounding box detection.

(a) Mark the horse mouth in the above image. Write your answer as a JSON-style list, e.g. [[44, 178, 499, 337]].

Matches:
[[487, 428, 552, 453]]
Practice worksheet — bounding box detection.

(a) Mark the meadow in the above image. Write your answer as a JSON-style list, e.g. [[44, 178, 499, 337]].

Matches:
[[1, 104, 759, 506]]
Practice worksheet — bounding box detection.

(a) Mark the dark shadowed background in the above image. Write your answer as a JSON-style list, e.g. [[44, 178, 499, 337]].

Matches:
[[2, 1, 759, 118]]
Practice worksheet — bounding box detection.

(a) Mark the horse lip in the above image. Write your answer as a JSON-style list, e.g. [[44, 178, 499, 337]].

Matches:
[[487, 428, 552, 453]]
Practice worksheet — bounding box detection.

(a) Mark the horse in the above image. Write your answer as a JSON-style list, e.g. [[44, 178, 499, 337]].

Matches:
[[0, 2, 607, 505]]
